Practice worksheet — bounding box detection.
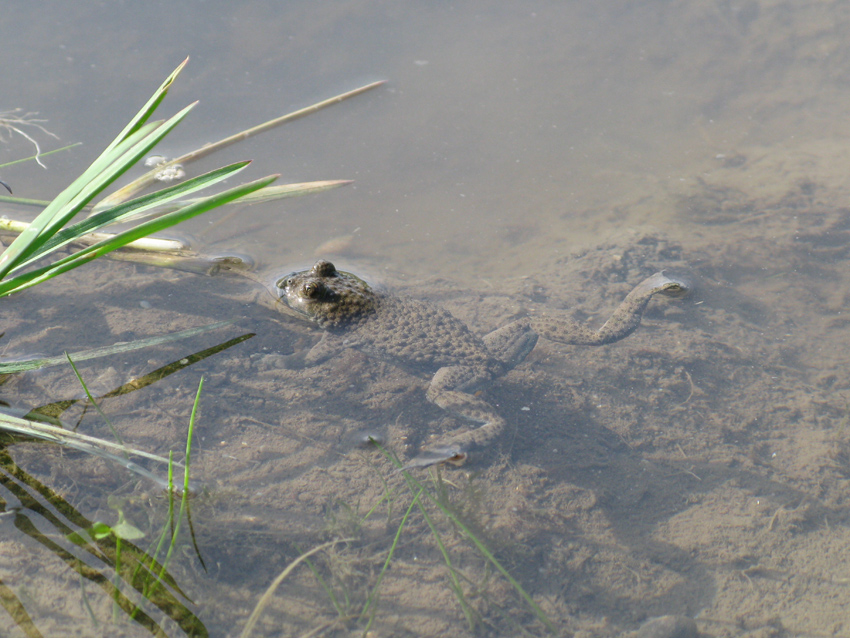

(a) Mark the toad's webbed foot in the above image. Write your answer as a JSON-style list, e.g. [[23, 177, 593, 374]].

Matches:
[[399, 445, 469, 471]]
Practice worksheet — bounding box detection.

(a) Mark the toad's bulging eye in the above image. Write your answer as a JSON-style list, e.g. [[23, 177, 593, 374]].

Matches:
[[303, 282, 322, 298], [313, 260, 337, 277]]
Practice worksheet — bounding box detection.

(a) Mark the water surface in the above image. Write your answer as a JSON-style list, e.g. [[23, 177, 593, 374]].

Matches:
[[2, 1, 850, 636]]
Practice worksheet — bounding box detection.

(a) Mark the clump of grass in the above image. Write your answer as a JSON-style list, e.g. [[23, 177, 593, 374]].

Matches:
[[0, 325, 253, 487], [376, 449, 553, 634], [399, 465, 555, 634], [0, 59, 275, 298], [60, 372, 211, 635], [0, 60, 389, 637], [0, 60, 382, 448], [127, 375, 206, 625], [4, 420, 208, 637], [258, 447, 555, 636]]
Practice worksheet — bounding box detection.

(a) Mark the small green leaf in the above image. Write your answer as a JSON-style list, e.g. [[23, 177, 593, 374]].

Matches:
[[90, 521, 114, 539], [112, 519, 145, 541]]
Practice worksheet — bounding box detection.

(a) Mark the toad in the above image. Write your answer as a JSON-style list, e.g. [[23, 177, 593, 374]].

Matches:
[[277, 260, 688, 469]]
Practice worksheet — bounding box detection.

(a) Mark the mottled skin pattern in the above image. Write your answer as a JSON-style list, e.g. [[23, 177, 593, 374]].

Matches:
[[278, 260, 689, 468]]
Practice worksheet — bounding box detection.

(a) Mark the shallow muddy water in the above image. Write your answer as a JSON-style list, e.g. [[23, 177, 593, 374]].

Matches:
[[3, 1, 850, 637]]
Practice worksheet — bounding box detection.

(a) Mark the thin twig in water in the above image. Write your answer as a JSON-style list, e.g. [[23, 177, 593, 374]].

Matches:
[[240, 539, 355, 638], [0, 109, 60, 168]]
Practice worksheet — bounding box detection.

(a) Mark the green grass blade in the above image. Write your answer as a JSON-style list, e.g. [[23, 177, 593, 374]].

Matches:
[[63, 173, 275, 264], [27, 332, 254, 424], [0, 219, 190, 254], [183, 377, 201, 494], [0, 321, 235, 374], [0, 122, 160, 279], [0, 178, 346, 256], [147, 454, 176, 589], [361, 488, 422, 623], [300, 553, 345, 618], [151, 377, 202, 592], [375, 445, 556, 633], [26, 161, 250, 263], [0, 55, 185, 217], [409, 470, 555, 633], [0, 252, 92, 297], [8, 103, 197, 270], [65, 352, 124, 447], [412, 494, 479, 630], [0, 174, 277, 297], [100, 57, 188, 157]]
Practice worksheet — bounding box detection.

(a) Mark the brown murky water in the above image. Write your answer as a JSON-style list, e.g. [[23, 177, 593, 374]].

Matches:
[[3, 1, 850, 637]]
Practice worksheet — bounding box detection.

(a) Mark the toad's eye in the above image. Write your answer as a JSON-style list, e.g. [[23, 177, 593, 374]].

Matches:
[[303, 282, 322, 298]]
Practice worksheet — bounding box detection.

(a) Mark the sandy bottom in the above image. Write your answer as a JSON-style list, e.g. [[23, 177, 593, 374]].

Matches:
[[4, 145, 850, 638]]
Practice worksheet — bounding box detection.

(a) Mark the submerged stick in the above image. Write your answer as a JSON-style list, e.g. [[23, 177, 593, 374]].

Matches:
[[0, 218, 186, 252], [178, 80, 385, 164]]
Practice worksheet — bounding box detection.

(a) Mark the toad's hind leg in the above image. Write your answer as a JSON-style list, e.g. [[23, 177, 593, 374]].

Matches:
[[531, 272, 689, 346], [401, 365, 506, 470]]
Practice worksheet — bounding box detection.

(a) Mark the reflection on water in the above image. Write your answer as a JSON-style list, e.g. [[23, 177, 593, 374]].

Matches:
[[4, 0, 850, 636]]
